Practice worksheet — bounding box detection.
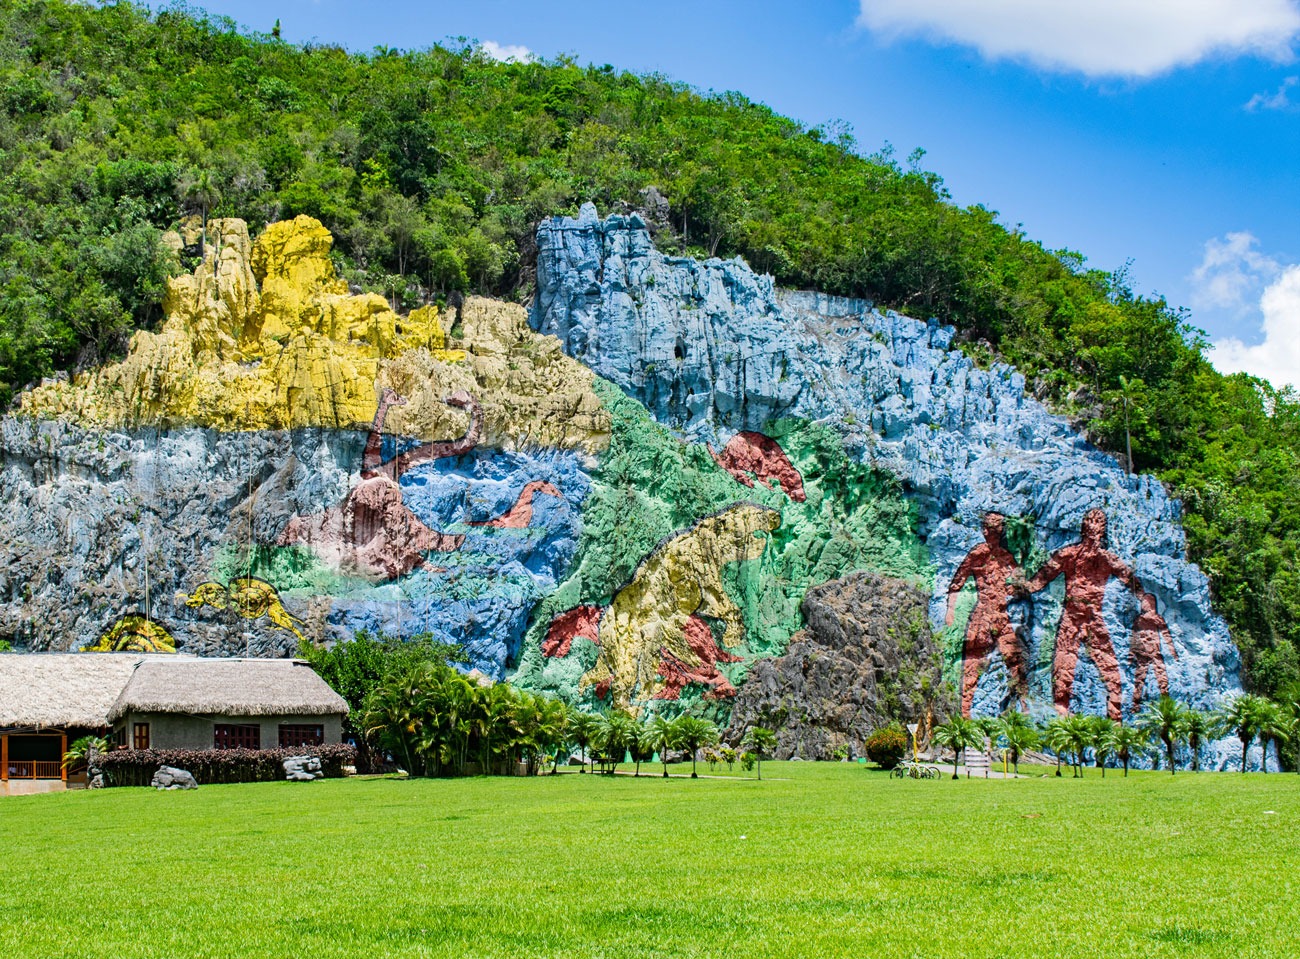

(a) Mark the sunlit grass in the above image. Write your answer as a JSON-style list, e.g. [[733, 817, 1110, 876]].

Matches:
[[2, 763, 1297, 958]]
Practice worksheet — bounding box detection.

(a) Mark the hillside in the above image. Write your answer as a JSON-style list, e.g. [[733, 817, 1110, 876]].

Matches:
[[0, 0, 1297, 701]]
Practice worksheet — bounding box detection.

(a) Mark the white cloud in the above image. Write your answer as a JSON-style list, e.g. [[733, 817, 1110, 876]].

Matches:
[[1189, 232, 1281, 315], [1209, 264, 1300, 389], [1245, 74, 1299, 109], [856, 1, 1300, 77], [479, 41, 534, 64]]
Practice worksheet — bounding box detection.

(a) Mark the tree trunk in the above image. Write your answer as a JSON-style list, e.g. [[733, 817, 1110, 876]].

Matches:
[[1241, 737, 1249, 773], [1166, 736, 1175, 774]]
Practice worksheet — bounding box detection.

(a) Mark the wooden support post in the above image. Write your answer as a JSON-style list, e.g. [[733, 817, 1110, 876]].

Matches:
[[61, 732, 67, 783], [1, 733, 8, 782]]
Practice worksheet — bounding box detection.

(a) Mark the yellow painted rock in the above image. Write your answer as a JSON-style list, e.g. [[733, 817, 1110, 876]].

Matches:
[[19, 217, 608, 449]]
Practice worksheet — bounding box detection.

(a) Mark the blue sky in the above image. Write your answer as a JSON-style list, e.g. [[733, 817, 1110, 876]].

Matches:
[[187, 1, 1300, 386]]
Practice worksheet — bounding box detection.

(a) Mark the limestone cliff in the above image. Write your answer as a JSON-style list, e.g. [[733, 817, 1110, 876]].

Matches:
[[0, 211, 1257, 765], [532, 204, 1245, 761], [22, 216, 608, 451]]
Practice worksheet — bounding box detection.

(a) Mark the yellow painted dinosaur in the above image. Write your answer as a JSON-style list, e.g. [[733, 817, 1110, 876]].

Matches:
[[579, 502, 781, 711]]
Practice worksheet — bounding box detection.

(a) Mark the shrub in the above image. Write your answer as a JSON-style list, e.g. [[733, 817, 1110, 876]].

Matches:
[[96, 744, 357, 787], [863, 725, 908, 770]]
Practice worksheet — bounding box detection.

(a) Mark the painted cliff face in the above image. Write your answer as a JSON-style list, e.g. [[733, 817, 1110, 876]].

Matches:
[[1, 210, 1250, 758], [530, 205, 1244, 749]]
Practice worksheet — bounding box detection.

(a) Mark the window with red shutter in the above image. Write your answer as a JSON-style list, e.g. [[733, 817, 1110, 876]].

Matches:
[[213, 723, 261, 750]]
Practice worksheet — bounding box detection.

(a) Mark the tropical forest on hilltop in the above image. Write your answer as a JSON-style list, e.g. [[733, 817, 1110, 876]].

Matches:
[[1, 0, 1298, 699]]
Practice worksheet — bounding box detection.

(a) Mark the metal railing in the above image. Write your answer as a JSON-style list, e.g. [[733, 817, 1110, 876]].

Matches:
[[6, 761, 63, 780]]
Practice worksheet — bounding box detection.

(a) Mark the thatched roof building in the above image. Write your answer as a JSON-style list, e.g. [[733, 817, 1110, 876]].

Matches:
[[0, 653, 159, 730], [107, 658, 347, 722]]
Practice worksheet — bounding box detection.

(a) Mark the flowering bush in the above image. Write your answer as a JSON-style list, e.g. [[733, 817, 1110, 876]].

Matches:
[[863, 726, 908, 770], [96, 743, 357, 787]]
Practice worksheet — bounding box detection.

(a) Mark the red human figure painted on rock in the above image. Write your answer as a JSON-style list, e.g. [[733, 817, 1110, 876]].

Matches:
[[945, 512, 1029, 717], [1024, 508, 1141, 721], [1130, 590, 1177, 708]]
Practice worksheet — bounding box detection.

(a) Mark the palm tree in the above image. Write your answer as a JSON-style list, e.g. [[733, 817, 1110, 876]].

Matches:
[[1221, 694, 1270, 773], [533, 696, 570, 775], [1257, 701, 1292, 774], [180, 168, 222, 260], [1137, 695, 1189, 774], [996, 715, 1040, 776], [1102, 724, 1150, 777], [741, 726, 778, 781], [62, 735, 111, 771], [628, 720, 656, 776], [1182, 709, 1220, 773], [1044, 717, 1074, 777], [598, 712, 640, 774], [1089, 718, 1117, 777], [567, 709, 601, 774], [478, 682, 519, 775], [645, 714, 680, 778], [1061, 715, 1095, 777], [674, 716, 721, 779], [360, 663, 433, 776], [932, 717, 982, 779]]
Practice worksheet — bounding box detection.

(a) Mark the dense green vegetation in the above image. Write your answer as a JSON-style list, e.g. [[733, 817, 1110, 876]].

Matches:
[[4, 766, 1300, 958], [2, 1, 1299, 697]]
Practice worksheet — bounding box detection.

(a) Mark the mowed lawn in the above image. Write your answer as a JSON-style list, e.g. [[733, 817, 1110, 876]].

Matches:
[[2, 763, 1297, 959]]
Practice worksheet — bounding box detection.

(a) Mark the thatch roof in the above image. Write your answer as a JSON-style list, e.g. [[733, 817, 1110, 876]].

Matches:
[[107, 658, 348, 722], [0, 653, 155, 729]]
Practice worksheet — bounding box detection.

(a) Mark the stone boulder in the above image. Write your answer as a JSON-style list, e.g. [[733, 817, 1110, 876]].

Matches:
[[283, 755, 324, 781], [726, 570, 955, 759], [151, 765, 198, 790]]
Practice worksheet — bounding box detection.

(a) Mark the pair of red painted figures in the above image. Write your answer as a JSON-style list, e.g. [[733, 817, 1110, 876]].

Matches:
[[945, 509, 1176, 720]]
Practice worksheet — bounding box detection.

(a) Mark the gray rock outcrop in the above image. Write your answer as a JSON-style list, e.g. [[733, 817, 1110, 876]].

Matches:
[[726, 571, 954, 759]]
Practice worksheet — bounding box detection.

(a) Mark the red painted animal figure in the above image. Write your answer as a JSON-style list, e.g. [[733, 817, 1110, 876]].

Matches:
[[1130, 590, 1177, 708], [362, 387, 482, 482], [543, 605, 603, 657], [277, 476, 460, 581], [708, 432, 806, 502], [1025, 509, 1143, 721], [468, 481, 564, 529], [653, 615, 741, 701], [542, 607, 740, 702], [277, 387, 479, 580], [946, 512, 1029, 717]]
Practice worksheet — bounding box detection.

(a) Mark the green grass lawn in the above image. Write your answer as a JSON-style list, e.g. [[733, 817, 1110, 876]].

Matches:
[[2, 763, 1297, 959]]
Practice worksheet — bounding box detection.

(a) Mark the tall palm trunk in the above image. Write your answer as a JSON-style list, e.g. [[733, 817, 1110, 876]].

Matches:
[[1241, 736, 1250, 773], [1164, 735, 1175, 774]]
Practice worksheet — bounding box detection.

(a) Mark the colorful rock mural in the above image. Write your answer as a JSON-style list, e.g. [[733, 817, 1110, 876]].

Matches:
[[945, 513, 1029, 717], [84, 615, 177, 653], [531, 205, 1247, 760], [0, 210, 1256, 763], [185, 577, 307, 645], [570, 502, 780, 711]]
